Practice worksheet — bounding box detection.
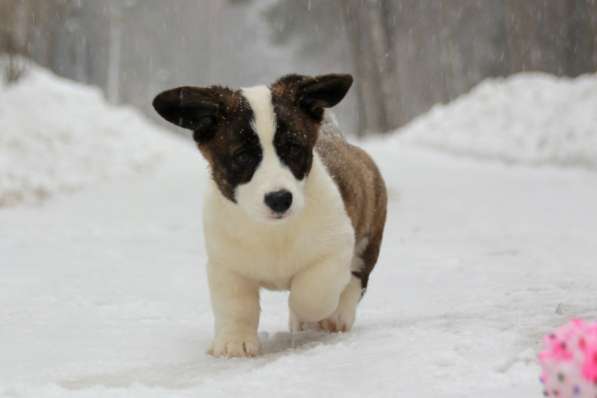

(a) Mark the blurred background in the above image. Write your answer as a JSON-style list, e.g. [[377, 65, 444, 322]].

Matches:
[[2, 3, 597, 395], [1, 0, 596, 136]]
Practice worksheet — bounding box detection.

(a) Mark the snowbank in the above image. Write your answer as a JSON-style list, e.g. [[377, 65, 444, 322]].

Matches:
[[401, 72, 597, 170], [0, 65, 178, 206]]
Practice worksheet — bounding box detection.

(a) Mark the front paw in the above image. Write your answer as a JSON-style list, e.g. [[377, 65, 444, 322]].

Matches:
[[318, 277, 361, 333], [209, 332, 260, 358], [318, 315, 353, 333]]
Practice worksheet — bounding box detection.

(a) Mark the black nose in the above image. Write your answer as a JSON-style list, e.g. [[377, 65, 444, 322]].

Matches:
[[264, 190, 293, 214]]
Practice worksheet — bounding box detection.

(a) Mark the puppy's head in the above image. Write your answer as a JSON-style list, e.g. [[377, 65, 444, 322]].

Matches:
[[153, 74, 352, 223]]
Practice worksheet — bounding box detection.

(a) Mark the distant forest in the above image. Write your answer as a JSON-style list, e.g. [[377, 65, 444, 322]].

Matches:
[[2, 0, 596, 135]]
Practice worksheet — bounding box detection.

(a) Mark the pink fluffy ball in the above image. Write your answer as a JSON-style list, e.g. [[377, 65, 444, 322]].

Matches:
[[539, 319, 597, 397]]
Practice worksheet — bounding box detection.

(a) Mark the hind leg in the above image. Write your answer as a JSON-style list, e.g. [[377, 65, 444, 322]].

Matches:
[[317, 237, 369, 332], [318, 276, 362, 332], [318, 235, 376, 333]]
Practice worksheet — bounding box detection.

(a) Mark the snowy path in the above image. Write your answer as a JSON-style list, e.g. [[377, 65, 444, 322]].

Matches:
[[1, 141, 596, 397]]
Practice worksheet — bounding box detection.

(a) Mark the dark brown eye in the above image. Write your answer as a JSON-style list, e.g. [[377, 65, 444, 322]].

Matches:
[[233, 150, 252, 166], [288, 143, 303, 158], [197, 115, 216, 129]]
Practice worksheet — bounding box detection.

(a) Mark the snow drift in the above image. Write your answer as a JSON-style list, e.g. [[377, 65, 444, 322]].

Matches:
[[0, 65, 177, 206], [401, 72, 597, 170]]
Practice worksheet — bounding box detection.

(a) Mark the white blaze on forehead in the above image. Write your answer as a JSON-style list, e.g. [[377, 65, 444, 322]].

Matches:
[[240, 85, 276, 145], [236, 85, 306, 222]]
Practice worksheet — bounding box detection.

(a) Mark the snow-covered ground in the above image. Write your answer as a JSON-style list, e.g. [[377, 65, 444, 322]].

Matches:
[[0, 65, 177, 206], [1, 71, 597, 397]]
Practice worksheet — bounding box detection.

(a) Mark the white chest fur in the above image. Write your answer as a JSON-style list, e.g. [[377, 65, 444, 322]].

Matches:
[[202, 153, 355, 290]]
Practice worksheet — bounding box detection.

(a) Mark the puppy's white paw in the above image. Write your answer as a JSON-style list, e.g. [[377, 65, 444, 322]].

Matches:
[[318, 310, 355, 333], [289, 309, 319, 332], [318, 277, 361, 333], [290, 296, 356, 333], [209, 332, 260, 358]]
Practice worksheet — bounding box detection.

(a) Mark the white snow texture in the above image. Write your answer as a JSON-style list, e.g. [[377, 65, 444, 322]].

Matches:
[[1, 69, 597, 397], [0, 65, 176, 206], [402, 72, 597, 169]]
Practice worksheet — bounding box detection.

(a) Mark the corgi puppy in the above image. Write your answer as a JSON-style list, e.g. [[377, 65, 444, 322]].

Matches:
[[153, 74, 387, 357]]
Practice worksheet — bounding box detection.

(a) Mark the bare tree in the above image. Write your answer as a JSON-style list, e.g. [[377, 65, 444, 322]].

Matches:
[[343, 1, 388, 135], [107, 2, 123, 103], [567, 0, 597, 76], [0, 0, 28, 82], [504, 0, 597, 77]]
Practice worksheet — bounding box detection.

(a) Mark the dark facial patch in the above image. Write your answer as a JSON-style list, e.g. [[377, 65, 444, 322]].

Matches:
[[153, 73, 352, 201], [198, 95, 262, 202], [271, 76, 320, 180], [270, 74, 353, 180], [271, 112, 316, 180], [152, 86, 262, 202]]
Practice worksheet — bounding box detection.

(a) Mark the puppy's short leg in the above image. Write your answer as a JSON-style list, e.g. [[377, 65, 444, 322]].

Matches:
[[289, 252, 352, 324], [207, 263, 260, 357], [318, 275, 362, 332]]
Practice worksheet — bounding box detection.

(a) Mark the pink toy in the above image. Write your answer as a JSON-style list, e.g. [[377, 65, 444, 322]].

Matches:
[[539, 319, 597, 397]]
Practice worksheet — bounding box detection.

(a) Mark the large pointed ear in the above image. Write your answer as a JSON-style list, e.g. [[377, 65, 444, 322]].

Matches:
[[152, 86, 220, 143], [299, 74, 353, 119]]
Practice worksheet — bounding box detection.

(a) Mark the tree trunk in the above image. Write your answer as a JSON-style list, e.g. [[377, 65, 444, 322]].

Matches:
[[107, 2, 122, 104], [504, 0, 571, 75], [342, 0, 392, 136], [566, 0, 596, 76]]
